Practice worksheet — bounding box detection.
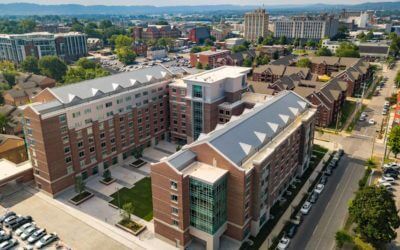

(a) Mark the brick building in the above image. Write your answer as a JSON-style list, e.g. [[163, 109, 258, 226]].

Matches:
[[132, 25, 181, 41], [188, 27, 210, 43], [151, 91, 316, 249], [190, 48, 255, 69], [23, 66, 174, 196], [0, 134, 28, 164]]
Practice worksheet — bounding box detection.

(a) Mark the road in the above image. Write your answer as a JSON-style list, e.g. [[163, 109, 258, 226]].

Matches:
[[287, 63, 399, 250]]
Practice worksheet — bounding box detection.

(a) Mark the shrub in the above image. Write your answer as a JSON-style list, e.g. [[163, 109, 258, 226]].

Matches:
[[335, 230, 353, 248], [103, 169, 112, 181]]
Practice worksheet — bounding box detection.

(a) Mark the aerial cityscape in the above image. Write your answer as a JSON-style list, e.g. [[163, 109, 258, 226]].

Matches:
[[0, 1, 400, 250]]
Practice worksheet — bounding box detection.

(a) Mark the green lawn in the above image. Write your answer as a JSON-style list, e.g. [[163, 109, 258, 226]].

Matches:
[[329, 100, 357, 130], [110, 177, 153, 221]]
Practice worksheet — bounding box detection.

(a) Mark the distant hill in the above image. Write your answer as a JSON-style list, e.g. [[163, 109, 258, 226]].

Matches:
[[0, 2, 399, 16]]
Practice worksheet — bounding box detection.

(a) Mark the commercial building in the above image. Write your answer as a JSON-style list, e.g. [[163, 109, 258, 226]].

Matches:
[[23, 66, 173, 196], [273, 15, 339, 40], [147, 47, 168, 60], [151, 90, 316, 249], [188, 27, 210, 44], [244, 9, 269, 42], [0, 32, 87, 64]]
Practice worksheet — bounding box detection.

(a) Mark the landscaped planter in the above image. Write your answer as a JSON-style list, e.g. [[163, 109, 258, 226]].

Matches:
[[69, 191, 94, 205], [116, 219, 146, 236], [99, 178, 116, 185], [129, 159, 146, 168]]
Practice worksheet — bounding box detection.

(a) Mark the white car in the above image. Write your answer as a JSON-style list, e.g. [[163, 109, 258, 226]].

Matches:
[[379, 182, 392, 188], [34, 233, 58, 249], [314, 184, 325, 194], [384, 162, 400, 169], [381, 176, 395, 183], [300, 201, 312, 215], [368, 119, 376, 125], [277, 236, 290, 250], [384, 101, 390, 107], [15, 222, 34, 236]]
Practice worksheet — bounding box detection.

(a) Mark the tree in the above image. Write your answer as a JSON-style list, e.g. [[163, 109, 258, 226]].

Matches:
[[243, 58, 252, 67], [335, 230, 353, 248], [349, 186, 400, 247], [395, 71, 400, 88], [262, 35, 275, 46], [258, 36, 264, 45], [116, 47, 136, 65], [278, 36, 287, 45], [155, 20, 169, 25], [388, 125, 400, 158], [38, 56, 67, 81], [204, 39, 214, 47], [2, 71, 16, 86], [231, 45, 247, 53], [102, 169, 112, 182], [99, 20, 113, 29], [316, 47, 333, 56], [196, 62, 203, 69], [306, 39, 317, 48], [0, 113, 8, 133], [336, 42, 360, 58], [273, 51, 280, 60], [114, 35, 133, 50], [21, 56, 40, 74], [74, 176, 86, 196], [296, 58, 311, 68], [190, 46, 202, 53], [121, 202, 135, 221], [76, 58, 96, 70], [204, 64, 211, 70]]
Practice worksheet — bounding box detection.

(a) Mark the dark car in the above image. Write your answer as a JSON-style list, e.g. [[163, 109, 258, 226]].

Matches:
[[0, 231, 10, 243], [0, 212, 15, 224], [3, 216, 18, 227], [9, 216, 32, 230], [384, 172, 398, 179], [309, 192, 319, 203], [286, 223, 298, 238], [338, 149, 344, 156], [319, 175, 328, 185], [385, 168, 399, 175]]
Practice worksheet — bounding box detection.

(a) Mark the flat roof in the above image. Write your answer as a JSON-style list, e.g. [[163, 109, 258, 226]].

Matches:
[[183, 66, 251, 84], [0, 159, 32, 183], [183, 162, 228, 185]]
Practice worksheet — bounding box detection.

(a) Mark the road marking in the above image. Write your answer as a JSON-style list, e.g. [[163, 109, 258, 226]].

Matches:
[[312, 225, 319, 236], [312, 163, 357, 250]]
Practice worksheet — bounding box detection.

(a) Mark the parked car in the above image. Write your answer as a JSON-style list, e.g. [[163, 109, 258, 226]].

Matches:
[[3, 215, 18, 227], [319, 175, 328, 185], [379, 182, 392, 188], [9, 216, 32, 230], [382, 109, 388, 115], [286, 223, 298, 238], [0, 231, 10, 243], [384, 172, 398, 179], [300, 201, 312, 214], [277, 236, 290, 250], [35, 233, 58, 249], [20, 226, 38, 240], [309, 192, 319, 203], [314, 184, 325, 194], [384, 168, 399, 175], [15, 222, 34, 236], [381, 176, 395, 183], [27, 228, 46, 244], [0, 212, 15, 224], [325, 169, 332, 176], [384, 101, 390, 108], [290, 213, 303, 226], [0, 239, 18, 250], [368, 119, 376, 125]]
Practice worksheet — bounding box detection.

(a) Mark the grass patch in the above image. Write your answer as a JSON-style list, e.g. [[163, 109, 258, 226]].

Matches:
[[110, 177, 153, 221], [346, 104, 366, 133], [119, 219, 143, 232], [329, 100, 356, 130]]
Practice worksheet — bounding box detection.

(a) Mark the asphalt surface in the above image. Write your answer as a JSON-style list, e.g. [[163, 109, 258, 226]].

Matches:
[[288, 155, 365, 250], [287, 63, 399, 250]]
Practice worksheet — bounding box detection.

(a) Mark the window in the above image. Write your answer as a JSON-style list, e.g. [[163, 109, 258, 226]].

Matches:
[[60, 126, 68, 134], [172, 207, 179, 214], [171, 194, 178, 202], [125, 96, 132, 102], [117, 98, 123, 104], [101, 142, 106, 148], [79, 151, 85, 158], [87, 127, 93, 135], [172, 219, 179, 226], [99, 122, 104, 130], [143, 91, 148, 96], [67, 166, 73, 174], [84, 108, 91, 114], [59, 114, 66, 123], [78, 141, 83, 148], [192, 85, 202, 98], [97, 104, 103, 110], [100, 132, 105, 139], [106, 111, 114, 117], [135, 93, 141, 98], [89, 147, 95, 153], [85, 119, 92, 124], [105, 102, 113, 108], [72, 111, 81, 118], [172, 88, 177, 93], [170, 181, 178, 190], [65, 156, 72, 163], [76, 130, 82, 139], [64, 147, 70, 154], [62, 136, 69, 144]]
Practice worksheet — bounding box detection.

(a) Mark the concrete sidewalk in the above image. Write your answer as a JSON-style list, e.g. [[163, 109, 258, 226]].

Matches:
[[260, 149, 332, 249]]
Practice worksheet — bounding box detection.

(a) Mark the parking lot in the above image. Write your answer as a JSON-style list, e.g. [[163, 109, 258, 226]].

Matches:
[[0, 188, 131, 250]]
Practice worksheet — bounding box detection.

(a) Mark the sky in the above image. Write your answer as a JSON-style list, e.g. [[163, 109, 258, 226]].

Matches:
[[0, 0, 392, 6]]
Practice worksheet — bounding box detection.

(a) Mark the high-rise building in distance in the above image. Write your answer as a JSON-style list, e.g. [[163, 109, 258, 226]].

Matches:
[[244, 9, 269, 42]]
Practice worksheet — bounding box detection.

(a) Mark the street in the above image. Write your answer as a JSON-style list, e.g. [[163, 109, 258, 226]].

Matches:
[[286, 63, 399, 250]]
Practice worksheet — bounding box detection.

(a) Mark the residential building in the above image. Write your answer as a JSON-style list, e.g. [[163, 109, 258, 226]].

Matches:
[[0, 32, 87, 64], [168, 66, 252, 143], [188, 27, 210, 44], [133, 41, 148, 56], [151, 90, 316, 249], [190, 48, 255, 69], [225, 38, 246, 49], [87, 38, 103, 51], [258, 45, 287, 59], [2, 73, 56, 107], [273, 15, 339, 40], [0, 105, 24, 137], [23, 66, 173, 196], [0, 134, 28, 164], [244, 8, 269, 42], [132, 25, 181, 41], [252, 65, 310, 83]]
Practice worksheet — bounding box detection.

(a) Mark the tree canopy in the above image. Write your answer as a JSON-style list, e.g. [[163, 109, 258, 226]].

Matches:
[[38, 56, 68, 82], [349, 186, 400, 247], [296, 58, 311, 68], [21, 56, 40, 74], [116, 47, 137, 65], [316, 47, 333, 57], [388, 125, 400, 158], [336, 42, 360, 58]]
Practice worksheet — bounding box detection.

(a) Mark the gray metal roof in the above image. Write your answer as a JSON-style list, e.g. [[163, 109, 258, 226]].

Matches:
[[196, 91, 310, 166], [168, 149, 197, 171], [50, 65, 173, 104]]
